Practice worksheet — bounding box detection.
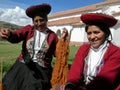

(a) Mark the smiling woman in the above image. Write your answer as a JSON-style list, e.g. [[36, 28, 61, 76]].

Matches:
[[65, 13, 120, 90], [0, 3, 70, 90], [0, 3, 59, 90], [86, 25, 107, 48]]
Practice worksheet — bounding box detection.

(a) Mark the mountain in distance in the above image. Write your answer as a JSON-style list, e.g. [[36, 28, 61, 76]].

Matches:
[[0, 21, 23, 30]]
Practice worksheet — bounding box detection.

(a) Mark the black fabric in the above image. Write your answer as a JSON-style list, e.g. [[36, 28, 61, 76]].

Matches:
[[85, 76, 114, 90], [65, 82, 77, 90], [2, 59, 52, 90]]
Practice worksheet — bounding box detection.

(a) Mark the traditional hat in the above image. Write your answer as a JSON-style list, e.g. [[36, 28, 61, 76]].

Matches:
[[26, 3, 51, 18], [80, 13, 118, 27]]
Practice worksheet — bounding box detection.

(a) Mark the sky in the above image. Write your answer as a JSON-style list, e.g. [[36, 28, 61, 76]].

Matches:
[[0, 0, 105, 26]]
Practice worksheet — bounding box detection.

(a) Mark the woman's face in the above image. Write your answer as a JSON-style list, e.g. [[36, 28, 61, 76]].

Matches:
[[33, 15, 47, 31], [87, 25, 106, 48]]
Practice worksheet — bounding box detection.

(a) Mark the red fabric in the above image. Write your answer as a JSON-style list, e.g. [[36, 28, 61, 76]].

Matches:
[[80, 13, 118, 27], [67, 43, 120, 89], [7, 25, 58, 67], [26, 3, 51, 18], [116, 84, 120, 90]]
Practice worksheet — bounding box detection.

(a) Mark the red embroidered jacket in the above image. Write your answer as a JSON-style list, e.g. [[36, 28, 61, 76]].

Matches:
[[7, 25, 58, 67]]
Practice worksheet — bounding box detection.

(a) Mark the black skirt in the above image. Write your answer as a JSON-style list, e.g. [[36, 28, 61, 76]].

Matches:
[[2, 59, 52, 90]]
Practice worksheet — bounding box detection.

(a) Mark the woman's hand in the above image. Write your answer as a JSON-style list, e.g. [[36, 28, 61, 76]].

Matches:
[[61, 28, 68, 41], [0, 28, 10, 39]]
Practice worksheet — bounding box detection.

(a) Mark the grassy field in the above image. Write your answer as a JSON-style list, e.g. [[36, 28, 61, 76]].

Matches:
[[0, 41, 21, 77], [0, 41, 79, 81]]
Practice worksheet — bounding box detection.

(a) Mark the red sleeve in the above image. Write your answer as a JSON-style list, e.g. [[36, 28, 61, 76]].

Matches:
[[8, 25, 33, 43], [67, 44, 90, 83]]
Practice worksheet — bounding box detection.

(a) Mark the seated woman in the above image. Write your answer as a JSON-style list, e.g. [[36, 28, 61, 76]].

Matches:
[[0, 3, 68, 90], [65, 13, 120, 90]]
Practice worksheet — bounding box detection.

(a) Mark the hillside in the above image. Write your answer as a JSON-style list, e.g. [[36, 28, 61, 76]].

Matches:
[[0, 21, 23, 30]]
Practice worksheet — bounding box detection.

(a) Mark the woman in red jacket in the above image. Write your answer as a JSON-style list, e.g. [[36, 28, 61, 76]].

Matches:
[[65, 13, 120, 90], [0, 3, 68, 90]]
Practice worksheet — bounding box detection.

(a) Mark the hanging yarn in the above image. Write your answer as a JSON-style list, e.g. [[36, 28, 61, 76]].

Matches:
[[51, 36, 70, 90]]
